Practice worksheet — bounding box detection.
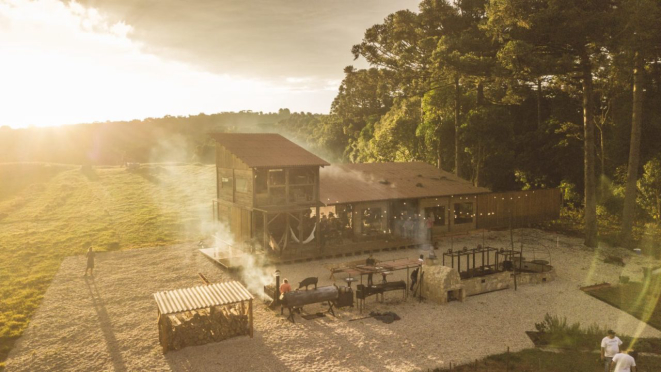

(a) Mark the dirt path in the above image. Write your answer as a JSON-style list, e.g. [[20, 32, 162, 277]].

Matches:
[[6, 230, 661, 371]]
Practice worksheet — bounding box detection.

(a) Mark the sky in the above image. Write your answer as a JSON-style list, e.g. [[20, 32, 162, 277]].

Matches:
[[0, 0, 420, 128]]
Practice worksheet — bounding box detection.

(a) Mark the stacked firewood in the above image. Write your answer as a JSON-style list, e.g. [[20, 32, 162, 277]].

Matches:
[[159, 304, 249, 352]]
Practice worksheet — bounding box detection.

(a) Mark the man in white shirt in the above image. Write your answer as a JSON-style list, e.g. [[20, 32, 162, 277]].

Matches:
[[610, 350, 637, 372], [601, 330, 623, 372]]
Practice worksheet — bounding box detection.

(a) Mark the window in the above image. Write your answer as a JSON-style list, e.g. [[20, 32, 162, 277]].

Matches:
[[424, 206, 446, 226], [268, 169, 286, 186], [289, 185, 314, 203], [454, 203, 474, 224], [362, 208, 383, 232], [255, 169, 267, 193], [270, 187, 286, 205], [235, 178, 248, 193], [289, 168, 314, 185], [221, 177, 232, 189]]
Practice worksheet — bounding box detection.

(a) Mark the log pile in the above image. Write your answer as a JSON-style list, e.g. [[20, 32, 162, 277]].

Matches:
[[159, 303, 249, 352]]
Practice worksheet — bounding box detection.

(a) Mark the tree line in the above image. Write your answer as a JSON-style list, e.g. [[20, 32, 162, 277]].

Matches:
[[276, 0, 661, 248]]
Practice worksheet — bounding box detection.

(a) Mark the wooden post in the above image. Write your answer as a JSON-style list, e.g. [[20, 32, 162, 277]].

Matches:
[[406, 265, 409, 299], [457, 252, 460, 270], [249, 299, 254, 338], [315, 205, 321, 250], [263, 212, 268, 251], [298, 211, 304, 251]]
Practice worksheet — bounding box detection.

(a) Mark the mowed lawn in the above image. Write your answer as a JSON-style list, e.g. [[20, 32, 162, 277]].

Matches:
[[588, 280, 661, 332], [0, 163, 216, 367]]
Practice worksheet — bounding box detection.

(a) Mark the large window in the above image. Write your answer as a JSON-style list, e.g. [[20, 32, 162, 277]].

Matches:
[[362, 208, 383, 233], [270, 187, 286, 204], [289, 185, 314, 203], [268, 169, 286, 186], [289, 168, 314, 185], [425, 206, 446, 226], [454, 203, 474, 224], [235, 178, 248, 193]]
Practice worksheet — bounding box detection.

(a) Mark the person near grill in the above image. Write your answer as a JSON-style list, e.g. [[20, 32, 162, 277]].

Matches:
[[410, 267, 419, 291], [601, 329, 623, 372], [84, 247, 95, 277], [425, 213, 434, 242], [279, 279, 292, 315], [610, 349, 637, 372], [366, 254, 376, 286]]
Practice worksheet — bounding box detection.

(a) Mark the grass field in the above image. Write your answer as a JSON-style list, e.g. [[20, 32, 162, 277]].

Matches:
[[588, 280, 661, 332], [434, 348, 661, 372], [0, 163, 216, 368]]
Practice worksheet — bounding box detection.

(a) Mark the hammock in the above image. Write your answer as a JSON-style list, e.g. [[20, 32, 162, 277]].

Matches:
[[269, 230, 289, 252], [290, 224, 316, 244]]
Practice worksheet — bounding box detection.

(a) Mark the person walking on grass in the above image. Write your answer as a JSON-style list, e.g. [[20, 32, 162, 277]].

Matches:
[[610, 349, 637, 372], [85, 247, 95, 277], [601, 329, 623, 372]]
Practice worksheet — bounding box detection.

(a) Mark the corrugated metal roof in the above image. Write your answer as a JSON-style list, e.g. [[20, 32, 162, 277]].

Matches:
[[153, 281, 254, 315], [209, 133, 330, 168], [319, 162, 490, 205]]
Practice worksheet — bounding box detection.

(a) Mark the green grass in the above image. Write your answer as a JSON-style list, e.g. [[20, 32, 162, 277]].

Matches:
[[588, 280, 661, 332], [433, 348, 661, 372], [0, 163, 216, 368]]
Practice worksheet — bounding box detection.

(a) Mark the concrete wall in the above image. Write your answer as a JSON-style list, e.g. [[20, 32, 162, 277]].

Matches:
[[462, 271, 511, 296], [518, 270, 556, 285], [420, 260, 557, 302]]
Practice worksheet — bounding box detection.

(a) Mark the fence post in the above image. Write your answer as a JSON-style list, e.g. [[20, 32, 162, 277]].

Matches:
[[506, 346, 510, 372]]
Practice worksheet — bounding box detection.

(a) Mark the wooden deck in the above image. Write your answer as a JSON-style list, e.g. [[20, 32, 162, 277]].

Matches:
[[268, 237, 425, 265], [200, 236, 428, 269]]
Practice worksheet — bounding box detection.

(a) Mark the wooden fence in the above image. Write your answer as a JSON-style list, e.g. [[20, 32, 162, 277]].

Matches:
[[476, 188, 561, 230]]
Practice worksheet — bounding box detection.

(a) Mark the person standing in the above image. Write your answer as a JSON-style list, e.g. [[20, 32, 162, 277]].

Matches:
[[610, 349, 637, 372], [279, 279, 292, 315], [601, 330, 623, 372], [365, 254, 376, 286], [404, 217, 413, 239], [319, 214, 328, 250], [426, 213, 435, 242], [84, 247, 95, 277]]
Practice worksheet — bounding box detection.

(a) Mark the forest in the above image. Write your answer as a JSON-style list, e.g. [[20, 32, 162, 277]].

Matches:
[[277, 0, 661, 249]]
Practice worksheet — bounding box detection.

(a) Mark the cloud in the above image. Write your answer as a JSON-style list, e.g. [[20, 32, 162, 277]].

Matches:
[[0, 0, 341, 127]]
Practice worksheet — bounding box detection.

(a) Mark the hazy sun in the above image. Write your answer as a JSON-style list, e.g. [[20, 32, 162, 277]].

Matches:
[[0, 0, 334, 128]]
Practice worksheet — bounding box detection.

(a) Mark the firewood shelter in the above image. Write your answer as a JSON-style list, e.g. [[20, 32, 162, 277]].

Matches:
[[154, 281, 254, 353]]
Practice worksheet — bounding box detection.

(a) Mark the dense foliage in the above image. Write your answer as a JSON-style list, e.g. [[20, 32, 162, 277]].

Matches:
[[277, 0, 661, 246]]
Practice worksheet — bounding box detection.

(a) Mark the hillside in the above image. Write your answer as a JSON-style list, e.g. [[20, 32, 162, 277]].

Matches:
[[0, 163, 216, 367], [0, 112, 284, 165]]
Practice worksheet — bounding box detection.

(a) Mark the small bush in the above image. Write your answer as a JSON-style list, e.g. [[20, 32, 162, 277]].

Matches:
[[534, 314, 607, 350]]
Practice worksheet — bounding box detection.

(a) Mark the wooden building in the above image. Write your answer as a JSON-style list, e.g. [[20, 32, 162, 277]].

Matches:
[[210, 133, 329, 253], [319, 162, 561, 240], [210, 134, 561, 256]]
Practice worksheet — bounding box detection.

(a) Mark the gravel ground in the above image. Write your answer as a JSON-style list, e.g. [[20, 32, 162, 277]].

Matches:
[[6, 229, 661, 371]]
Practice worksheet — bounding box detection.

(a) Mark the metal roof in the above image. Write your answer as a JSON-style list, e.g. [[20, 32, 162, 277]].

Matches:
[[319, 162, 490, 205], [209, 133, 330, 168], [153, 281, 254, 315]]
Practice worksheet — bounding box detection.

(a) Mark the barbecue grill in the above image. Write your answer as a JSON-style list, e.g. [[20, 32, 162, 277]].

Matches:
[[356, 281, 406, 312], [281, 285, 354, 323]]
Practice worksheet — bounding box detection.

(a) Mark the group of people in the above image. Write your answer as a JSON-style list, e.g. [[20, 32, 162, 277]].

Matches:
[[319, 212, 347, 248], [601, 330, 638, 372], [397, 213, 435, 242]]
